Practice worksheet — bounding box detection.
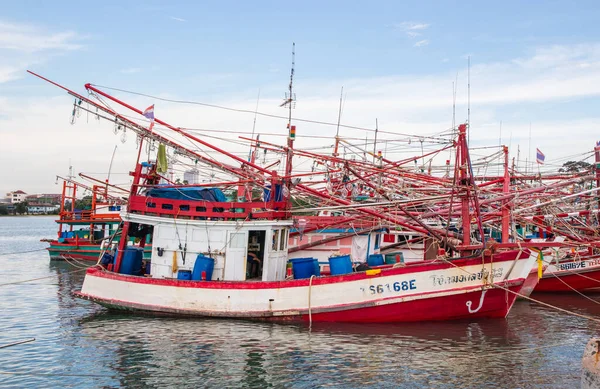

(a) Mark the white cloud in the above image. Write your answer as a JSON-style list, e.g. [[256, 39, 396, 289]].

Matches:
[[0, 21, 84, 52], [0, 65, 22, 83], [4, 42, 600, 194], [396, 21, 431, 45], [169, 16, 186, 22], [397, 22, 430, 31], [0, 21, 85, 86], [120, 67, 142, 74]]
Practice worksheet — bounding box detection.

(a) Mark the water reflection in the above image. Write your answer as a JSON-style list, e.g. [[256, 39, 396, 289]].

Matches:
[[73, 312, 542, 388]]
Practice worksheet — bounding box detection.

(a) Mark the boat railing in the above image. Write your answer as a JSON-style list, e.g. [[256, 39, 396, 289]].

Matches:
[[58, 209, 120, 224], [60, 209, 93, 221], [128, 194, 290, 220]]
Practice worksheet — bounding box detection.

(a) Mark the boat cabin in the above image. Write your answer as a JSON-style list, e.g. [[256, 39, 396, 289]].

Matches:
[[127, 215, 292, 281]]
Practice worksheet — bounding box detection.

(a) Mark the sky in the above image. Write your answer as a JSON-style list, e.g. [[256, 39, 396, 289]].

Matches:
[[2, 0, 600, 195]]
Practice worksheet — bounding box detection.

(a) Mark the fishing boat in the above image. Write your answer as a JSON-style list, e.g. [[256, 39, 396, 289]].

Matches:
[[75, 162, 538, 322], [535, 250, 600, 293], [70, 110, 537, 322], [43, 177, 151, 262]]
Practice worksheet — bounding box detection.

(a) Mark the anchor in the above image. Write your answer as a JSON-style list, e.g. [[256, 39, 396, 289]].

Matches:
[[466, 289, 488, 314]]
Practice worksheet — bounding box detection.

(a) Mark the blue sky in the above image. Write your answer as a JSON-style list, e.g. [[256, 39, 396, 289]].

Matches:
[[2, 1, 600, 194]]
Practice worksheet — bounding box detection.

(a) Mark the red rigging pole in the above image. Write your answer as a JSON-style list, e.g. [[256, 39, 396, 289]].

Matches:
[[595, 142, 600, 210], [83, 83, 279, 179], [457, 124, 471, 246], [501, 145, 510, 243], [26, 71, 259, 183], [31, 70, 479, 247]]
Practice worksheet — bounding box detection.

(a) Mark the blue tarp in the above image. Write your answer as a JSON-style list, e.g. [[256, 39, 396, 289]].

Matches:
[[146, 187, 227, 202]]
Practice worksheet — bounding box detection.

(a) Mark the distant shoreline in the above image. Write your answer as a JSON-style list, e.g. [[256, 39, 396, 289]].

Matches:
[[0, 214, 57, 217]]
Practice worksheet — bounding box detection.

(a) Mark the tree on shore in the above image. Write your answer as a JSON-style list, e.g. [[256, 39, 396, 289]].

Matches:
[[15, 201, 28, 215], [559, 161, 592, 173]]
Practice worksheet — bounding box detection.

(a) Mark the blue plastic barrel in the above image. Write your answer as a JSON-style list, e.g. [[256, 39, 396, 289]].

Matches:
[[367, 254, 384, 267], [313, 260, 321, 277], [177, 270, 192, 280], [290, 258, 320, 279], [120, 247, 144, 275], [192, 255, 215, 281], [264, 184, 283, 202], [328, 255, 353, 275]]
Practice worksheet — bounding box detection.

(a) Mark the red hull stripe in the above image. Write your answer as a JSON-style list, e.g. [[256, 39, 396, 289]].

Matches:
[[76, 283, 522, 322], [536, 268, 600, 292], [85, 249, 527, 290]]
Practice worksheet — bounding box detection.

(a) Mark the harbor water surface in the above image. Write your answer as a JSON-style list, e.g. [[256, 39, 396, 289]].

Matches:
[[0, 216, 598, 388]]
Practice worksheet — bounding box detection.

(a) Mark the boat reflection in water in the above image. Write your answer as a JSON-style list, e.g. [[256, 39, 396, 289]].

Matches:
[[76, 312, 535, 388]]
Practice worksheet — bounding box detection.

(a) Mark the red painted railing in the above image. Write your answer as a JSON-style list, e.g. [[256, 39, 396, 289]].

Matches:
[[128, 195, 290, 220]]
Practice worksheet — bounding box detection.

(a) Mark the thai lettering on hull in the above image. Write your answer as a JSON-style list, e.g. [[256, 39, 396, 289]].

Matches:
[[429, 268, 504, 287]]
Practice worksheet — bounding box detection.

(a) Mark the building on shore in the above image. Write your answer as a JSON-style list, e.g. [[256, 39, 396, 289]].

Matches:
[[6, 190, 27, 203], [26, 194, 61, 205], [27, 203, 60, 214], [184, 169, 199, 184]]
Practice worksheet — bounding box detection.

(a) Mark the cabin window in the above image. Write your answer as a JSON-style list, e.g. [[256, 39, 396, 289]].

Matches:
[[374, 234, 380, 249], [195, 206, 207, 212], [272, 229, 279, 251], [229, 233, 246, 248], [161, 203, 173, 210], [179, 204, 190, 211], [279, 229, 287, 251]]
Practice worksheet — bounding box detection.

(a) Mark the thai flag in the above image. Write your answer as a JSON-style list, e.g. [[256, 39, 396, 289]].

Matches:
[[142, 105, 154, 120], [142, 104, 155, 131], [536, 148, 545, 165]]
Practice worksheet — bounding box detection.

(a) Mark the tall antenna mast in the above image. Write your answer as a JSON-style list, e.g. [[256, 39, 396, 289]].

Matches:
[[333, 86, 343, 157], [107, 145, 118, 194], [281, 43, 296, 197], [248, 89, 261, 162], [498, 120, 502, 175], [373, 118, 379, 163], [68, 159, 73, 180], [528, 122, 532, 177], [467, 56, 471, 145], [280, 42, 296, 128]]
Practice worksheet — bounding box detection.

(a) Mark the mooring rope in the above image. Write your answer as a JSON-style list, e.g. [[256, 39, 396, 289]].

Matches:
[[308, 274, 316, 328], [439, 255, 600, 324], [492, 282, 600, 323], [0, 248, 47, 256], [546, 270, 600, 305], [0, 266, 95, 287]]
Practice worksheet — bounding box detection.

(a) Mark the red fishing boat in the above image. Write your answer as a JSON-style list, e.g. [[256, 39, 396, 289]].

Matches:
[[43, 177, 151, 262]]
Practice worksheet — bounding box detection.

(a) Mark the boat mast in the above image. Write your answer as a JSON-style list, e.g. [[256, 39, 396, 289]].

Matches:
[[501, 145, 510, 243], [281, 43, 296, 204], [595, 141, 600, 211], [333, 86, 343, 157]]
